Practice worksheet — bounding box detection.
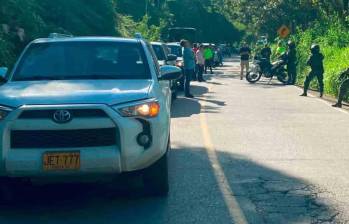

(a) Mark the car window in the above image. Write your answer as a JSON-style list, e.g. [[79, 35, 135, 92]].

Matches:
[[12, 41, 150, 81], [146, 43, 161, 77], [167, 45, 182, 57], [151, 44, 166, 61]]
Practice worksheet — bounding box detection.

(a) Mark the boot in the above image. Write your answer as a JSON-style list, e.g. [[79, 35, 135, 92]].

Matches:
[[300, 93, 307, 97], [332, 103, 342, 108]]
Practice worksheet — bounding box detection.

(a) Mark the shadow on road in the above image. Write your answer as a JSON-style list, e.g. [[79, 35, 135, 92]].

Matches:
[[0, 147, 339, 224], [171, 85, 226, 118], [246, 80, 288, 89]]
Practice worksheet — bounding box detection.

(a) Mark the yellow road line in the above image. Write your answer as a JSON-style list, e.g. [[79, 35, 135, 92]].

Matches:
[[199, 88, 248, 224]]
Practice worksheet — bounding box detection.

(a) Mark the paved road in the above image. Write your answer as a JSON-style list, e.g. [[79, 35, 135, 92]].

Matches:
[[1, 58, 349, 223]]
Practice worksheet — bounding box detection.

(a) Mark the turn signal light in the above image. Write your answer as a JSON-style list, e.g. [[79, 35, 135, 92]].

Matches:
[[118, 101, 160, 118]]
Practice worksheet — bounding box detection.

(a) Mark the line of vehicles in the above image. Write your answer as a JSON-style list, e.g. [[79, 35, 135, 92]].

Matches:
[[0, 33, 184, 201]]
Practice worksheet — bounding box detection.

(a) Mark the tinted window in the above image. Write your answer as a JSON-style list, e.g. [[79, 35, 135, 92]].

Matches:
[[13, 41, 150, 81], [167, 45, 182, 57], [151, 44, 166, 61]]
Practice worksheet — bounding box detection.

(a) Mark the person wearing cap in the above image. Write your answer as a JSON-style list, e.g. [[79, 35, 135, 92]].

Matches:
[[300, 44, 324, 97]]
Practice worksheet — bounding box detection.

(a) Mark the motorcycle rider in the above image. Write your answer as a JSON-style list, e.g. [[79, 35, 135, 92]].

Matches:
[[286, 41, 297, 85], [332, 68, 349, 108], [261, 44, 272, 62], [300, 44, 324, 97]]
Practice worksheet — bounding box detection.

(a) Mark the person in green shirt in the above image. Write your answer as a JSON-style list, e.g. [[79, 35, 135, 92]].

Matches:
[[275, 41, 286, 57], [204, 45, 214, 74]]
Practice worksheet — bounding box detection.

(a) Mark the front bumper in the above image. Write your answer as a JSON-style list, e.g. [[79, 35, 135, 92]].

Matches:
[[0, 104, 169, 179]]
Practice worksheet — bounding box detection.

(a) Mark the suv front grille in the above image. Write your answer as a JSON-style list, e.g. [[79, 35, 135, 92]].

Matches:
[[11, 128, 116, 149], [18, 109, 108, 119]]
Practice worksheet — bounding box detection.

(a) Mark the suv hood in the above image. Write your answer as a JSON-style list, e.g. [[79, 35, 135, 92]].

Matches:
[[0, 80, 153, 108]]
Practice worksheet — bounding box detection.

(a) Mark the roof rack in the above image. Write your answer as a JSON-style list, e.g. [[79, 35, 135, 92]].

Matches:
[[48, 33, 74, 39]]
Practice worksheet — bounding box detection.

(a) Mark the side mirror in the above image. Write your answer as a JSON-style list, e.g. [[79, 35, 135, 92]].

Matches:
[[159, 65, 182, 81], [0, 67, 8, 81], [166, 54, 177, 61]]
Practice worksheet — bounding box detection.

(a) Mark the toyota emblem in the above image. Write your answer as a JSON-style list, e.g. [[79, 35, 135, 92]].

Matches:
[[53, 110, 72, 124]]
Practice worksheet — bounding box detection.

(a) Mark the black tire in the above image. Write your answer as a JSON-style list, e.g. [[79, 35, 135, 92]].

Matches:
[[277, 71, 289, 84], [143, 148, 169, 196], [246, 71, 262, 83]]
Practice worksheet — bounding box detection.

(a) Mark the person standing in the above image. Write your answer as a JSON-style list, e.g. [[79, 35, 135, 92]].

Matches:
[[300, 44, 325, 97], [204, 45, 214, 74], [275, 41, 286, 57], [196, 45, 206, 82], [332, 68, 349, 108], [287, 41, 297, 85], [193, 43, 199, 54], [239, 43, 251, 80], [181, 40, 195, 98]]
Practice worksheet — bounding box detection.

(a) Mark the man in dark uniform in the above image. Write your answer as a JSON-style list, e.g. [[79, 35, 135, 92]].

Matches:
[[260, 44, 272, 61], [332, 68, 349, 108], [287, 41, 297, 85], [300, 44, 324, 97]]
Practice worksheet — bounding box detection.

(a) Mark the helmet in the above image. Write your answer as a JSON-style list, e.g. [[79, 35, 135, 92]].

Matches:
[[311, 44, 320, 54], [288, 40, 295, 49]]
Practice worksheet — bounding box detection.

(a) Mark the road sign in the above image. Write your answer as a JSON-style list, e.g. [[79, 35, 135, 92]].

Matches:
[[278, 25, 290, 38]]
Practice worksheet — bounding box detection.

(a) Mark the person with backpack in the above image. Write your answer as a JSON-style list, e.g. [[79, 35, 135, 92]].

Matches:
[[300, 44, 325, 97]]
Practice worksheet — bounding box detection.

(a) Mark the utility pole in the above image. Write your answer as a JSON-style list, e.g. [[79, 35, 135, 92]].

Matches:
[[145, 0, 148, 15]]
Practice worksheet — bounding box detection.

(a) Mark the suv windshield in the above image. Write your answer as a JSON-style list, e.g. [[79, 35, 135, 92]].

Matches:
[[12, 41, 150, 81]]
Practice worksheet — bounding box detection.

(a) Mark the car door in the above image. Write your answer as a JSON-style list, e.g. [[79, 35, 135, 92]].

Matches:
[[146, 43, 171, 109]]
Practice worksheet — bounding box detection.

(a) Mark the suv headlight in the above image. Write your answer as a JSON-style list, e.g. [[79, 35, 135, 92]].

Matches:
[[0, 106, 12, 120], [114, 100, 160, 118]]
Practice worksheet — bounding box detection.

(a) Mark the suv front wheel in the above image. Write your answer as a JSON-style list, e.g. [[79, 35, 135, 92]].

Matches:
[[142, 143, 169, 196]]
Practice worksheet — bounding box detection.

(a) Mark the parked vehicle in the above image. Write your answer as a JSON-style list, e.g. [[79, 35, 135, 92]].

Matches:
[[151, 42, 181, 100], [166, 42, 184, 69], [0, 34, 182, 199], [246, 54, 289, 84]]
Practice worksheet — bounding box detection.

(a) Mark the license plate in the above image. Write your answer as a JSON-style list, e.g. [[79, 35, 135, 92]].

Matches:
[[43, 152, 80, 171]]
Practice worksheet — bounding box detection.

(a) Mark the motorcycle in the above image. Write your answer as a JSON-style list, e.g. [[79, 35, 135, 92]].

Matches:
[[246, 54, 289, 84]]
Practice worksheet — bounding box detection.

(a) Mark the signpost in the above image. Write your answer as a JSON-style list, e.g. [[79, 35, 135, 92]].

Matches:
[[278, 25, 290, 39]]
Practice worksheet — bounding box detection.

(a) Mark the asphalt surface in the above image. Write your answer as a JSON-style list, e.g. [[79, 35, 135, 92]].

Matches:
[[1, 57, 349, 223]]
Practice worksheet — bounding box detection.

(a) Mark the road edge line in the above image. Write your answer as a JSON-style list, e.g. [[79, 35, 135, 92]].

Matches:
[[199, 86, 248, 224]]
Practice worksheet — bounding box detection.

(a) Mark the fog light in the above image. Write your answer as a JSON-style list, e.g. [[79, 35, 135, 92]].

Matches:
[[137, 133, 151, 147]]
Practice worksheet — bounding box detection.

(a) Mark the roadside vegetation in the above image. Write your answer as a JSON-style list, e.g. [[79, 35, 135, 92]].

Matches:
[[223, 0, 349, 96]]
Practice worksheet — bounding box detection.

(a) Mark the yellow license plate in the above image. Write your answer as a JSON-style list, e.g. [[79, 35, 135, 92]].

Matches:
[[43, 152, 80, 171]]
